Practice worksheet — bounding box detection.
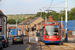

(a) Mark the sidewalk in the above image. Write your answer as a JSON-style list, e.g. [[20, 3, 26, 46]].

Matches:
[[63, 43, 75, 48], [63, 38, 75, 48], [65, 43, 75, 46]]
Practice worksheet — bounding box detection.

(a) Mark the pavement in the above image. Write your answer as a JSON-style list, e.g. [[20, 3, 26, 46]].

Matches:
[[63, 43, 75, 48], [62, 38, 75, 49]]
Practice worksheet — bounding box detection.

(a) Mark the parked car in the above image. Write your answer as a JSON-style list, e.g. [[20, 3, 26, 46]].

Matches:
[[0, 41, 3, 50], [0, 35, 9, 48], [12, 36, 23, 44]]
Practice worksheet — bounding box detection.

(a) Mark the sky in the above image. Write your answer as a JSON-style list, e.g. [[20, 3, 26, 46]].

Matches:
[[0, 0, 75, 15]]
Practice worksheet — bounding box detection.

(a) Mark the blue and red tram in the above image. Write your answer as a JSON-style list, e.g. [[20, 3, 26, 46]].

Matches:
[[43, 22, 63, 44]]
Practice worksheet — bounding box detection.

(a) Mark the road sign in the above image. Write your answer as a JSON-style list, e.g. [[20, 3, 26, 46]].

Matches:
[[72, 31, 75, 35], [18, 28, 21, 31]]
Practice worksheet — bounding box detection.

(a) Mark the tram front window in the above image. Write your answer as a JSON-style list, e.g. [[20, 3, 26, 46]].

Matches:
[[45, 25, 59, 35]]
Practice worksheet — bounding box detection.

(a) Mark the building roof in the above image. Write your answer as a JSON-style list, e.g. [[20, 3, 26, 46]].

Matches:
[[38, 16, 58, 25], [19, 19, 29, 25], [0, 10, 6, 16], [24, 17, 39, 25], [38, 20, 45, 25], [19, 17, 41, 25]]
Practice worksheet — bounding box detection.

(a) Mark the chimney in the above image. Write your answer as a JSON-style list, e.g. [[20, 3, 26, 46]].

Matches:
[[48, 16, 53, 22]]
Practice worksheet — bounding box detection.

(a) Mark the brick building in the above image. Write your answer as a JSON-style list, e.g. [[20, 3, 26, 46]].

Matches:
[[0, 10, 7, 38], [18, 17, 44, 36]]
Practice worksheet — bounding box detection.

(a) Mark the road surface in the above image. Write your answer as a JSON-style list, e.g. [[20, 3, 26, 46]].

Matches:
[[3, 37, 29, 50]]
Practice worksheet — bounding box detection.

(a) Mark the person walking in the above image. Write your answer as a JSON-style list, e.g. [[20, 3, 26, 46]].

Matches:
[[37, 30, 40, 36]]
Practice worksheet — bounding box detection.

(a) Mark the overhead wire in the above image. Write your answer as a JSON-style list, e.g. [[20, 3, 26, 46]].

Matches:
[[52, 1, 65, 6], [47, 1, 65, 11], [46, 0, 53, 11], [49, 0, 53, 8]]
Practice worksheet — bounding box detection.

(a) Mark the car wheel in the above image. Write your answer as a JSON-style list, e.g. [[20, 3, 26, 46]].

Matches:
[[7, 43, 9, 47], [21, 42, 23, 44], [4, 44, 7, 48], [0, 46, 3, 50], [13, 42, 15, 44], [0, 48, 3, 50]]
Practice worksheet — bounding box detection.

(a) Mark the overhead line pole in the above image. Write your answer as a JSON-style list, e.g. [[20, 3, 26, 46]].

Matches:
[[16, 17, 18, 36], [65, 0, 68, 42], [22, 14, 23, 34]]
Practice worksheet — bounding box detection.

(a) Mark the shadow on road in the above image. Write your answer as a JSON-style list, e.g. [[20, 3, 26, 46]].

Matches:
[[45, 43, 59, 45]]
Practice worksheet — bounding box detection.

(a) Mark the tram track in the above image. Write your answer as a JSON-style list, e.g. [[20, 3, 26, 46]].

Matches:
[[40, 41, 75, 50], [47, 45, 52, 50]]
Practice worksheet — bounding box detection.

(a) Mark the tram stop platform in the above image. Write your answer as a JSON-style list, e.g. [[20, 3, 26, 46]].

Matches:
[[63, 38, 75, 49], [63, 43, 75, 48]]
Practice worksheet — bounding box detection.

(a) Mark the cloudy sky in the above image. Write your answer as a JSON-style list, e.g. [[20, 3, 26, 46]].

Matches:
[[0, 0, 75, 15]]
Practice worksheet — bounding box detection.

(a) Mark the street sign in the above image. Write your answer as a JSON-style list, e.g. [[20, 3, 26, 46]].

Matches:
[[72, 31, 75, 35], [18, 28, 21, 31]]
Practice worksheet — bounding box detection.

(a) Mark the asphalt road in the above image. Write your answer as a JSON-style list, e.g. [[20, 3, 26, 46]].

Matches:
[[3, 37, 29, 50], [3, 44, 28, 50], [3, 37, 75, 50]]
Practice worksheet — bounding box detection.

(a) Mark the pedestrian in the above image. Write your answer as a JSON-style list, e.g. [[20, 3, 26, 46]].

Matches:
[[37, 30, 40, 36], [21, 33, 24, 37]]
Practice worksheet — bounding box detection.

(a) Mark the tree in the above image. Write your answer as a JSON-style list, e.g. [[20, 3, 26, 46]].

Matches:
[[34, 7, 75, 21], [68, 7, 75, 20], [8, 19, 16, 24]]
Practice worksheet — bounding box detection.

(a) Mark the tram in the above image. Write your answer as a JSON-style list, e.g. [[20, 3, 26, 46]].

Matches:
[[43, 22, 63, 44]]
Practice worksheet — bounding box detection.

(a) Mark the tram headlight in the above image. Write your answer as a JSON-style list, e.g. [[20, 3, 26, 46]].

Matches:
[[57, 36, 59, 38], [46, 36, 48, 38]]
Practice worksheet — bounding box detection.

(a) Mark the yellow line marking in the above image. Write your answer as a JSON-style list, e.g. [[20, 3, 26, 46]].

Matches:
[[26, 44, 31, 50], [24, 41, 31, 50], [63, 43, 75, 48]]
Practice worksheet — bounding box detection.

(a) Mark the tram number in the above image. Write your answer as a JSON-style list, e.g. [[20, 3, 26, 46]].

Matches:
[[50, 41, 55, 43]]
